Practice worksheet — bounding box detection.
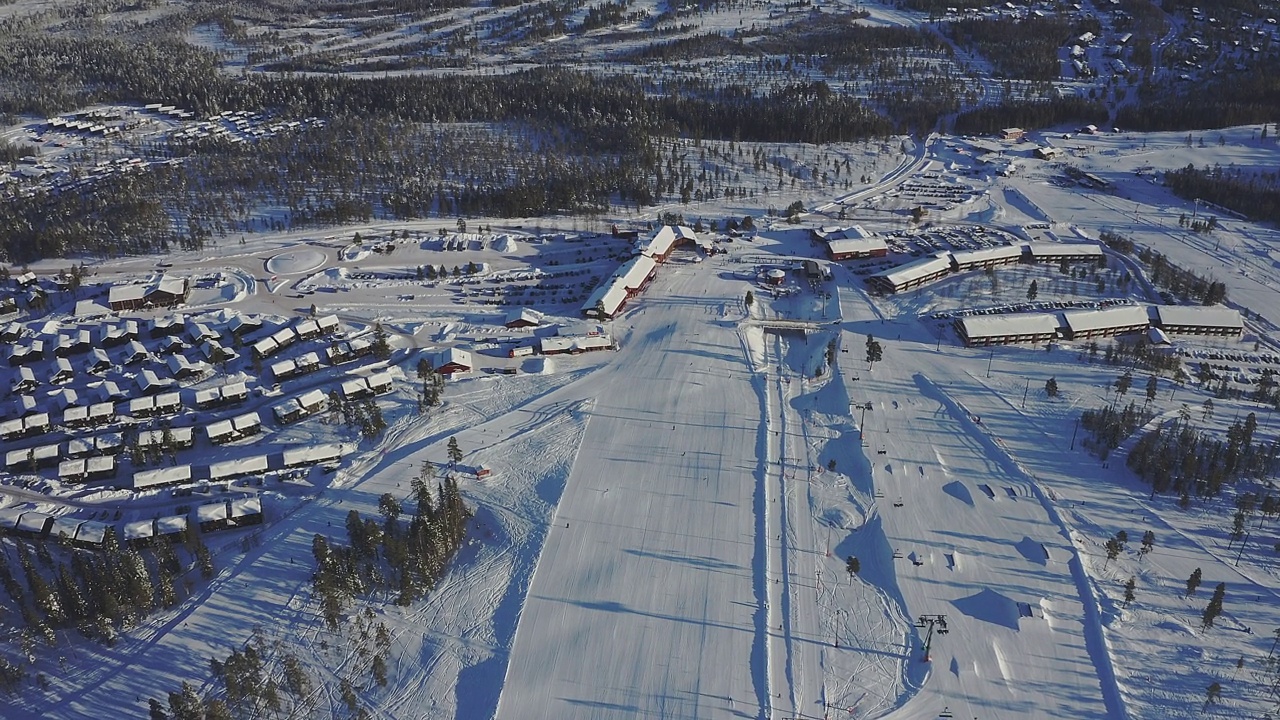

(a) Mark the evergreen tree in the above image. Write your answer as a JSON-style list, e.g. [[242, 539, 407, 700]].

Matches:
[[1139, 530, 1155, 560], [1027, 279, 1038, 301], [1202, 582, 1226, 629], [1122, 576, 1136, 608], [1045, 377, 1059, 398], [845, 556, 860, 577], [1145, 375, 1158, 404], [168, 682, 203, 720], [447, 436, 463, 466]]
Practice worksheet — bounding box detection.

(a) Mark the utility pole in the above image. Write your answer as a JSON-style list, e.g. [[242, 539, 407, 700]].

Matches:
[[916, 614, 949, 663]]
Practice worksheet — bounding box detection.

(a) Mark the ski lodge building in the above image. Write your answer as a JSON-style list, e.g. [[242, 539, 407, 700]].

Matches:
[[108, 275, 190, 311], [1061, 305, 1151, 340], [869, 255, 954, 293], [955, 313, 1060, 347], [1153, 305, 1244, 338], [815, 226, 889, 261]]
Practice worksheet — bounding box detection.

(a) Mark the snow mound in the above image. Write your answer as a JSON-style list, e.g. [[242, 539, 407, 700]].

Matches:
[[492, 235, 517, 253], [266, 249, 327, 275]]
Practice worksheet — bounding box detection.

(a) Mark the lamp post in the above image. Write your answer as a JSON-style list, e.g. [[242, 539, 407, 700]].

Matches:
[[1070, 415, 1081, 450], [986, 345, 995, 378]]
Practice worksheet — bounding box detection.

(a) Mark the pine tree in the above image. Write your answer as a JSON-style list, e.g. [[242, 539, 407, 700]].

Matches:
[[1027, 279, 1039, 301], [1202, 582, 1226, 630], [1122, 576, 1136, 608], [1045, 377, 1059, 398], [1145, 375, 1158, 404], [845, 556, 860, 577], [373, 654, 388, 686], [1185, 568, 1203, 597], [168, 682, 203, 720], [1139, 530, 1155, 560], [447, 436, 463, 466]]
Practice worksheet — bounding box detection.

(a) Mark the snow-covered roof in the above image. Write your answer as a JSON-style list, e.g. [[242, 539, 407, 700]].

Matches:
[[950, 245, 1023, 266], [1155, 305, 1243, 330], [437, 347, 473, 370], [282, 443, 344, 466], [1024, 242, 1104, 259], [1062, 305, 1150, 334], [229, 496, 262, 518], [133, 464, 193, 489], [196, 502, 228, 523], [6, 443, 59, 469], [12, 512, 50, 536], [50, 516, 84, 539], [871, 255, 953, 288], [0, 508, 22, 530], [206, 418, 235, 439], [122, 519, 154, 540], [58, 458, 86, 478], [155, 515, 188, 535], [209, 455, 268, 480], [505, 307, 545, 326], [617, 255, 657, 291], [317, 314, 340, 332], [232, 412, 260, 431], [297, 388, 327, 409], [638, 225, 697, 258], [75, 520, 108, 545], [108, 284, 148, 304], [156, 275, 188, 296], [959, 313, 1060, 339], [827, 237, 888, 256]]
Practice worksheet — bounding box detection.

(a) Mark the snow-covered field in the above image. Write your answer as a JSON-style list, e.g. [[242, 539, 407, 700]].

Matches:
[[5, 126, 1280, 719]]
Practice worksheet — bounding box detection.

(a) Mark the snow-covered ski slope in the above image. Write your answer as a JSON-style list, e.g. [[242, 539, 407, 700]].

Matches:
[[494, 252, 1118, 720]]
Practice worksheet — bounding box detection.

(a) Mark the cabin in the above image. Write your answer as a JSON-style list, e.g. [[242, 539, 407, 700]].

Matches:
[[137, 426, 195, 451], [228, 496, 264, 527], [49, 516, 85, 544], [325, 337, 374, 364], [16, 511, 53, 538], [504, 307, 545, 329], [87, 348, 112, 374], [6, 443, 61, 471], [294, 318, 321, 340], [208, 455, 268, 482], [227, 314, 263, 337], [434, 348, 473, 375], [122, 340, 149, 365], [49, 357, 75, 384], [154, 515, 188, 541], [282, 443, 344, 468], [197, 501, 230, 532], [9, 340, 44, 367], [122, 519, 156, 547], [316, 314, 341, 335], [132, 465, 193, 491], [11, 366, 37, 393]]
